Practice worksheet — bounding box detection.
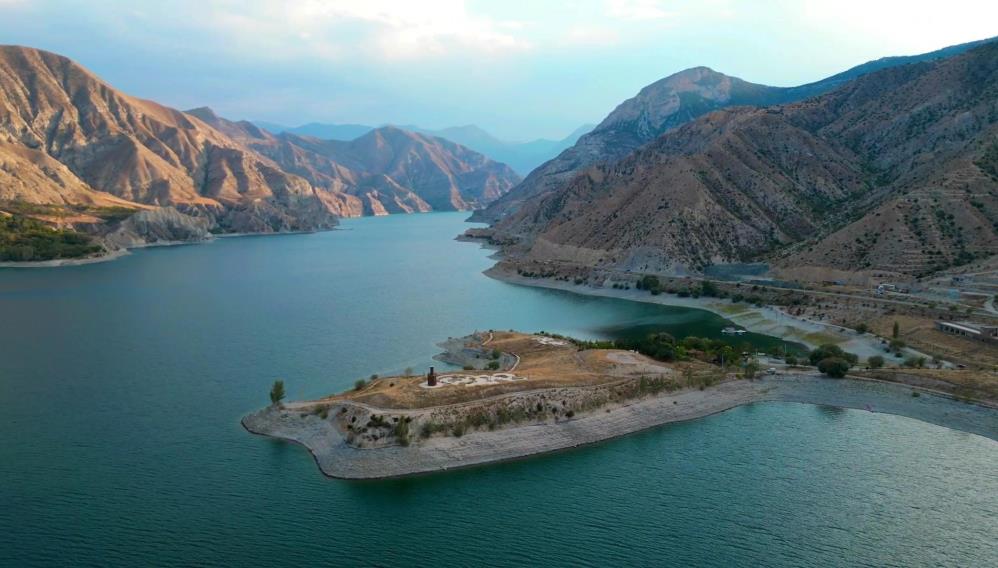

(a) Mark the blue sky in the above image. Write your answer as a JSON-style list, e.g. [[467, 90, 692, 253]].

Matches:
[[1, 0, 995, 140]]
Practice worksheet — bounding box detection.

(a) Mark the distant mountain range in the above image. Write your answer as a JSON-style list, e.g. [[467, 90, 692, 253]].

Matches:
[[191, 108, 519, 215], [254, 121, 594, 176], [483, 39, 998, 283], [0, 45, 520, 254], [473, 36, 998, 225]]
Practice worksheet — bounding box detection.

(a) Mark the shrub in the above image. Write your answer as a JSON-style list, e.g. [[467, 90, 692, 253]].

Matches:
[[700, 280, 719, 297], [463, 364, 475, 370], [354, 379, 367, 390], [854, 323, 869, 334], [784, 355, 798, 366], [903, 356, 926, 368], [486, 360, 500, 370], [269, 379, 286, 406], [817, 357, 850, 378], [809, 344, 858, 366], [867, 355, 885, 369]]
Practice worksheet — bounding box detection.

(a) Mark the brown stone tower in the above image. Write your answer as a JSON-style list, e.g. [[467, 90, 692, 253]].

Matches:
[[427, 366, 437, 387]]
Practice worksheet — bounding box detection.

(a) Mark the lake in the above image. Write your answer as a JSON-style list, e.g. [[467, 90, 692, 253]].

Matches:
[[1, 212, 995, 567]]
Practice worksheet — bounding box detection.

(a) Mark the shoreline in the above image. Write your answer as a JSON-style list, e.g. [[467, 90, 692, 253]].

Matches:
[[242, 373, 998, 480], [0, 227, 342, 269], [485, 266, 930, 361]]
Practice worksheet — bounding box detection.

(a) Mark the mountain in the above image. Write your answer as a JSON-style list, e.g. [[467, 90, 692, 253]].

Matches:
[[189, 109, 520, 215], [0, 46, 520, 258], [488, 42, 998, 283], [255, 120, 593, 176], [255, 121, 375, 141], [473, 36, 997, 224], [409, 124, 595, 175], [0, 45, 339, 242]]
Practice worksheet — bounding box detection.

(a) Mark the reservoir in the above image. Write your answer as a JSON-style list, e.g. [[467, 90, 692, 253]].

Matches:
[[1, 212, 995, 567]]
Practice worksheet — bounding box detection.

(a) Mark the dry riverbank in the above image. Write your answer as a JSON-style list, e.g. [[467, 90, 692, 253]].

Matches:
[[242, 373, 997, 480]]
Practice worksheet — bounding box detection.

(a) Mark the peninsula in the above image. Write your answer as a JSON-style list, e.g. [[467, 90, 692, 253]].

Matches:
[[243, 331, 998, 480]]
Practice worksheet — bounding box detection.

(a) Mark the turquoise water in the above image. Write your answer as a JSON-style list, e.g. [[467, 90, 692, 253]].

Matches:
[[0, 212, 995, 567]]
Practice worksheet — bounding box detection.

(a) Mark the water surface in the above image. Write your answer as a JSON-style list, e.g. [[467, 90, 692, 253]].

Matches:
[[1, 212, 995, 567]]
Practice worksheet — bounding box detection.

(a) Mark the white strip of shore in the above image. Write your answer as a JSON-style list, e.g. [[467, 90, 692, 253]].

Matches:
[[242, 374, 997, 480]]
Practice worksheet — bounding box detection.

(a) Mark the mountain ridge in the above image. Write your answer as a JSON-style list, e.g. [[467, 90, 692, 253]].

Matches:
[[487, 41, 998, 284], [472, 36, 998, 224]]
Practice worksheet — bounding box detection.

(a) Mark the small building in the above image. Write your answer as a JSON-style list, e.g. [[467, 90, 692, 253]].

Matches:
[[935, 321, 998, 343]]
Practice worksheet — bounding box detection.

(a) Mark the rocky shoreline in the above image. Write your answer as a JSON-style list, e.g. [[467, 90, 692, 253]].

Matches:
[[242, 374, 997, 480]]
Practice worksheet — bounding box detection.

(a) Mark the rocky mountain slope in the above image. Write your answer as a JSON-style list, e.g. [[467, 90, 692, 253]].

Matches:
[[491, 42, 998, 283], [188, 108, 520, 215], [0, 45, 338, 241], [0, 45, 518, 258], [255, 120, 592, 176], [473, 37, 996, 224]]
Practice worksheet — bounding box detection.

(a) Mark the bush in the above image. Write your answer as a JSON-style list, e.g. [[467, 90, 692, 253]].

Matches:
[[269, 380, 286, 405], [817, 357, 850, 378], [867, 355, 885, 369], [904, 356, 926, 368], [854, 323, 869, 334], [784, 355, 798, 366], [486, 360, 500, 370], [700, 280, 719, 297], [354, 379, 367, 390], [809, 344, 858, 366], [636, 275, 661, 293]]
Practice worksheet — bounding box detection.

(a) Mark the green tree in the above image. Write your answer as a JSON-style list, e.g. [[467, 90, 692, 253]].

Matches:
[[817, 357, 851, 378], [867, 355, 885, 369], [809, 344, 858, 366], [742, 359, 761, 380], [892, 321, 900, 339], [854, 323, 869, 334], [269, 380, 286, 406]]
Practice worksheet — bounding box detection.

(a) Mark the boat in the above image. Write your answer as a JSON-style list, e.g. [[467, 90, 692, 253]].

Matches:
[[722, 327, 747, 335]]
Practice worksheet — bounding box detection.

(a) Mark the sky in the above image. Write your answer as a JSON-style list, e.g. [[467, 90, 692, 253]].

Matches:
[[1, 0, 995, 140]]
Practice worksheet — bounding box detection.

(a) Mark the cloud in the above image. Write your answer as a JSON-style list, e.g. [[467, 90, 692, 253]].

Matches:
[[561, 25, 621, 47], [604, 0, 672, 20], [190, 0, 533, 62]]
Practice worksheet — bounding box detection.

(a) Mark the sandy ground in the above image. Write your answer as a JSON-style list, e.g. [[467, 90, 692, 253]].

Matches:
[[242, 373, 997, 480], [487, 269, 935, 362], [0, 247, 131, 268]]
